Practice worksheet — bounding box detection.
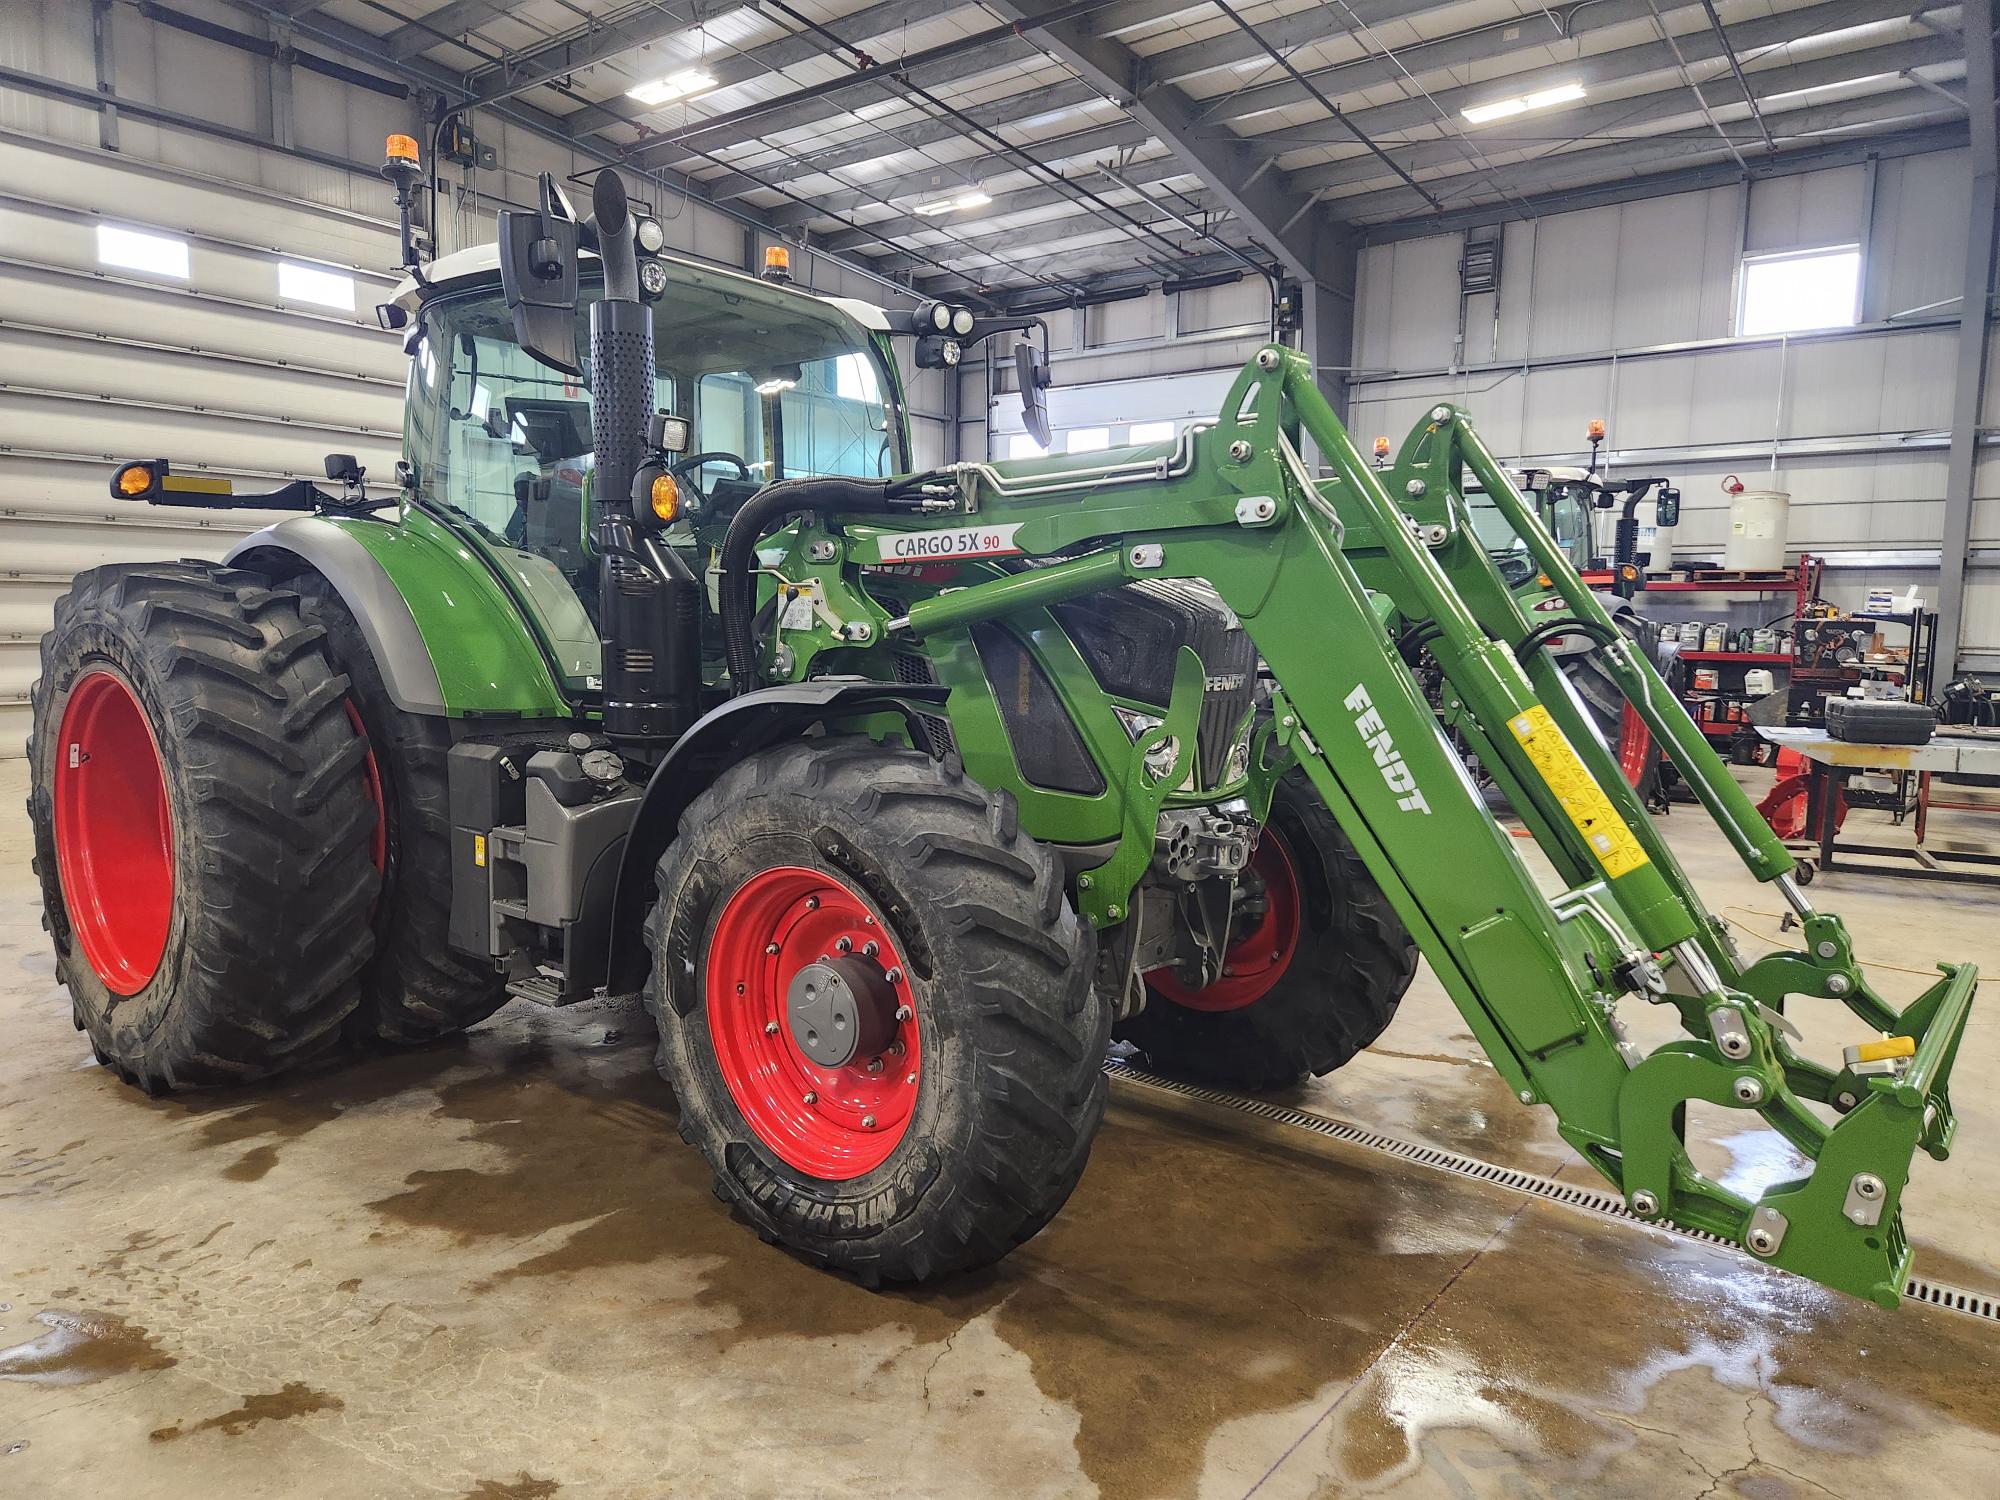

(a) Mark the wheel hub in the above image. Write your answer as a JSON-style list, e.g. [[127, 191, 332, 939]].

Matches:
[[786, 956, 896, 1067]]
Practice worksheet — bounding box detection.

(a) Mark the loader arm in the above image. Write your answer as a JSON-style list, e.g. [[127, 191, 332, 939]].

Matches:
[[778, 343, 1974, 1308]]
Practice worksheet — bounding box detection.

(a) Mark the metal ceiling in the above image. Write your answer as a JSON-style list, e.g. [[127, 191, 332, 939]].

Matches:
[[249, 0, 1975, 307]]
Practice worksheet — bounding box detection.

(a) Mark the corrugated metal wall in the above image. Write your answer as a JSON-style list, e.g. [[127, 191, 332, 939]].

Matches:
[[0, 0, 949, 754], [1345, 149, 2000, 666]]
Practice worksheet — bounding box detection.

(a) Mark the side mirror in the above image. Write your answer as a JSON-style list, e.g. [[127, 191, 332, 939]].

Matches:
[[497, 172, 581, 376], [1014, 341, 1052, 448], [323, 453, 362, 484], [1655, 486, 1681, 527]]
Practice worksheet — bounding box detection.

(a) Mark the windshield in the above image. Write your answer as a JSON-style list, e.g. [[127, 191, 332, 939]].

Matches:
[[1464, 481, 1591, 576], [405, 262, 903, 585]]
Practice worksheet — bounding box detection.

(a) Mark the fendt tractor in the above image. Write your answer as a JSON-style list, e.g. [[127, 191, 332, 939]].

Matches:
[[29, 144, 1975, 1306]]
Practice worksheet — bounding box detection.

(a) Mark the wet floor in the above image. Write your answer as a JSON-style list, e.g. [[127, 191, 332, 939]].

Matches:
[[2, 761, 1997, 1497]]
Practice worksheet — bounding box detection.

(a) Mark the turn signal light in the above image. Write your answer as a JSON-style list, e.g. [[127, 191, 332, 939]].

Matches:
[[649, 472, 681, 523], [385, 133, 420, 164], [111, 461, 160, 499]]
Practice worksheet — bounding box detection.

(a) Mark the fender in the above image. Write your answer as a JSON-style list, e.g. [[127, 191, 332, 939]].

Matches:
[[602, 680, 951, 995], [229, 512, 572, 718]]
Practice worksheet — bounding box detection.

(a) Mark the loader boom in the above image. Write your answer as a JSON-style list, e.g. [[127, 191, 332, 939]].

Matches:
[[778, 343, 1973, 1308]]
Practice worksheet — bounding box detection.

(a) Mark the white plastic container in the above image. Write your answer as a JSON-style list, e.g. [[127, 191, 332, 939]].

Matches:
[[1726, 490, 1790, 571]]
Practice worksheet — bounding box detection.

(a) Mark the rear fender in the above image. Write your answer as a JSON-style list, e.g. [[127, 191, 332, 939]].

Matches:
[[229, 513, 571, 717], [603, 681, 950, 994]]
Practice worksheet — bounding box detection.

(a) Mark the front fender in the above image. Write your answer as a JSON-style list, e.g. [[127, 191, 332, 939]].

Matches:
[[603, 681, 951, 994]]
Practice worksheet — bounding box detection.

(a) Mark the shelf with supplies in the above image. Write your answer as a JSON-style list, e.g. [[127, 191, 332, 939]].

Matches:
[[1677, 651, 1792, 664]]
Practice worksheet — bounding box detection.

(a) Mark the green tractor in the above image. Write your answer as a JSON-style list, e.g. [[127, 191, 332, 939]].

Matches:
[[30, 157, 1974, 1305]]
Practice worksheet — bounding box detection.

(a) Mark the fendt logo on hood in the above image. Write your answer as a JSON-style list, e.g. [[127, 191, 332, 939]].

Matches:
[[1343, 683, 1433, 815]]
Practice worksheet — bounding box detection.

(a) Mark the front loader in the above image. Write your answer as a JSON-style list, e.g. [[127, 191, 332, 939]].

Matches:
[[27, 155, 1974, 1307]]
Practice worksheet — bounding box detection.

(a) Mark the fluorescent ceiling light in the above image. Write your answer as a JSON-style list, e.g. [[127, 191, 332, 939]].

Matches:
[[912, 190, 993, 216], [1462, 81, 1585, 125], [627, 68, 717, 106], [754, 376, 797, 396]]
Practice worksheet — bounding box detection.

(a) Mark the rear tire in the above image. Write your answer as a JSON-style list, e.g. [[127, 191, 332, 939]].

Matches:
[[28, 563, 379, 1092], [294, 577, 509, 1047], [1115, 770, 1417, 1092], [644, 740, 1106, 1283]]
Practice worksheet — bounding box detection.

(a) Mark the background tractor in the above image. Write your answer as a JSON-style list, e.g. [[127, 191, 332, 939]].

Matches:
[[29, 155, 1972, 1306]]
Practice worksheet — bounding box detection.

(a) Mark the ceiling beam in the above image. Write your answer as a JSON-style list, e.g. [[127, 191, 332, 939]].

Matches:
[[556, 0, 951, 141], [753, 0, 1898, 231], [1337, 87, 1964, 222], [1284, 35, 1964, 199], [1358, 121, 1968, 243], [464, 1, 754, 109], [977, 0, 1345, 284], [701, 0, 1497, 198], [379, 0, 517, 60]]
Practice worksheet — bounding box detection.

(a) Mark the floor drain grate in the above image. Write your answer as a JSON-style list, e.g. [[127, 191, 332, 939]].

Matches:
[[1103, 1058, 2000, 1326]]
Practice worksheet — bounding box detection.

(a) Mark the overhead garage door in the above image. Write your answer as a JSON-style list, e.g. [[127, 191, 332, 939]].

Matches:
[[0, 130, 406, 754]]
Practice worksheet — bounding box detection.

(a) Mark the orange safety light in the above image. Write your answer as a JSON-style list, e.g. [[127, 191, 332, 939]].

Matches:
[[385, 134, 420, 165], [1586, 418, 1606, 441], [762, 245, 792, 282], [1372, 436, 1391, 459], [648, 472, 681, 524]]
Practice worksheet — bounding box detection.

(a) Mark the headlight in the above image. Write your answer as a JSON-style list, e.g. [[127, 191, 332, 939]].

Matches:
[[639, 259, 668, 296], [951, 307, 974, 336], [635, 217, 666, 253], [931, 302, 953, 331], [940, 339, 961, 366]]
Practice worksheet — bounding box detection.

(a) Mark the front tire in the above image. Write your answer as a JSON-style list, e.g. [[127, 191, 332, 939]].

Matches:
[[28, 563, 380, 1092], [644, 740, 1106, 1283], [1115, 770, 1417, 1092]]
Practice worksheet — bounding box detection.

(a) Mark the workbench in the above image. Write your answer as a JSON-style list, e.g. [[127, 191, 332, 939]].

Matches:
[[1756, 726, 2000, 884]]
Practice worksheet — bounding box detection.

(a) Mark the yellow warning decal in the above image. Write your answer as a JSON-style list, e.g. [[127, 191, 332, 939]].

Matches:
[[1506, 704, 1650, 879], [473, 833, 487, 868]]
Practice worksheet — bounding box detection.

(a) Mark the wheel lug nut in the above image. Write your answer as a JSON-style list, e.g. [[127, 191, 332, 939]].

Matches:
[[866, 1057, 883, 1073], [836, 936, 853, 953], [862, 1114, 876, 1129], [805, 896, 819, 911], [886, 967, 904, 985], [905, 1072, 917, 1085], [862, 940, 878, 957], [803, 1090, 817, 1105], [765, 1020, 779, 1035], [765, 942, 780, 956], [894, 1004, 912, 1022]]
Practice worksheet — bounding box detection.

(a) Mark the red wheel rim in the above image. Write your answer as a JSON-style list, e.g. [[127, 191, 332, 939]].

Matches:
[[1616, 702, 1651, 788], [53, 669, 174, 995], [345, 700, 387, 874], [1150, 828, 1303, 1012], [705, 865, 921, 1179]]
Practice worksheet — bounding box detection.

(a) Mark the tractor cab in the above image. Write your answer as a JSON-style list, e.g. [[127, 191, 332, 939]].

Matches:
[[385, 246, 908, 642]]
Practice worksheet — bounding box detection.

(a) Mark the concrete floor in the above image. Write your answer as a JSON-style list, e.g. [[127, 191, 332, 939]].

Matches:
[[3, 758, 1998, 1500]]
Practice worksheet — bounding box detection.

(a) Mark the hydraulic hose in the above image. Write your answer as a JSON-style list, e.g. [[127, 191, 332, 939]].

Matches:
[[718, 476, 896, 693]]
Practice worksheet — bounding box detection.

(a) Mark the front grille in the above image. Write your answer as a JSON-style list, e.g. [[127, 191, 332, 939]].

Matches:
[[972, 624, 1106, 796], [1053, 581, 1255, 788]]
